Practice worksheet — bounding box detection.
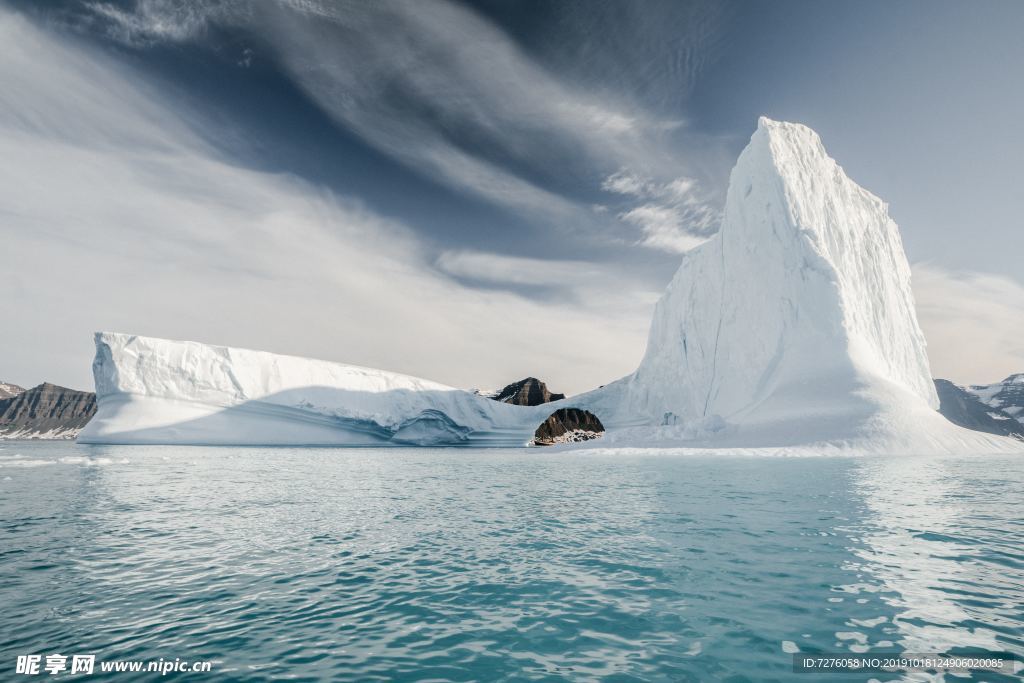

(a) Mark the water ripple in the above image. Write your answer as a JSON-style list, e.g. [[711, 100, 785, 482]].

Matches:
[[0, 444, 1021, 681]]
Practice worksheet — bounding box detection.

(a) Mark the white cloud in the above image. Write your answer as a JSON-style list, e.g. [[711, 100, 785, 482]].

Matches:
[[0, 8, 653, 395], [663, 177, 698, 200], [620, 205, 710, 253], [435, 250, 661, 313], [437, 251, 604, 288], [603, 169, 720, 253], [601, 170, 653, 197], [86, 0, 212, 46], [912, 264, 1024, 384]]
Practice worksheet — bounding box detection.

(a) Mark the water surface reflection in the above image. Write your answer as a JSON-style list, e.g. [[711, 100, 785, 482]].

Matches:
[[841, 455, 1023, 668]]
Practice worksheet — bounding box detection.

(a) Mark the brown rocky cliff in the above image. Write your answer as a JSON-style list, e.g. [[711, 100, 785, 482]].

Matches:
[[533, 408, 605, 446], [491, 377, 565, 406]]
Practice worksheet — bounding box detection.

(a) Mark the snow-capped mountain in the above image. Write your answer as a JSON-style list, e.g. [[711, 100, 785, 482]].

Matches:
[[0, 382, 96, 439], [967, 374, 1024, 428], [78, 118, 1024, 454], [0, 381, 24, 400], [934, 379, 1023, 439]]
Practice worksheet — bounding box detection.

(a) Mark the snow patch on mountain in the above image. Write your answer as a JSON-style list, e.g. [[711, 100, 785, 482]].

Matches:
[[0, 383, 96, 440], [0, 382, 24, 400], [967, 374, 1024, 426]]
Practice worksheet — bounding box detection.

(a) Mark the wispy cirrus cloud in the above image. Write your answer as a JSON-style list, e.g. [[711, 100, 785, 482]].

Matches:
[[249, 0, 690, 226], [75, 0, 726, 242], [436, 251, 607, 289], [84, 0, 235, 46], [601, 169, 720, 253], [435, 249, 660, 315], [0, 7, 653, 394]]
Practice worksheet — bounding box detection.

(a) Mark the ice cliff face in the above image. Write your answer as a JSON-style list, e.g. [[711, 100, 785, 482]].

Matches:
[[78, 118, 1022, 453], [614, 118, 937, 430]]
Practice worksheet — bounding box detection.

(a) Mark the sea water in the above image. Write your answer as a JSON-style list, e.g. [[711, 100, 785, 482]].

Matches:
[[1, 442, 1021, 681]]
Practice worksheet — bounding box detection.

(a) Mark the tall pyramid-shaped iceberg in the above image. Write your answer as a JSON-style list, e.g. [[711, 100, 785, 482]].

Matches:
[[599, 120, 935, 424], [573, 118, 1017, 452]]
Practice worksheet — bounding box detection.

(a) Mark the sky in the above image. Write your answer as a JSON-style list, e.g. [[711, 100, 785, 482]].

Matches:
[[2, 0, 1023, 393]]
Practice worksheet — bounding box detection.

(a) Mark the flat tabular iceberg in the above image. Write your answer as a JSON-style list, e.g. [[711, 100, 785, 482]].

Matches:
[[79, 332, 552, 446], [78, 119, 1024, 454]]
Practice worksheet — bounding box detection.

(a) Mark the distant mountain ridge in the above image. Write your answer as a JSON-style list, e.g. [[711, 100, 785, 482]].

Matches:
[[934, 379, 1024, 439], [0, 382, 96, 440], [966, 374, 1024, 429]]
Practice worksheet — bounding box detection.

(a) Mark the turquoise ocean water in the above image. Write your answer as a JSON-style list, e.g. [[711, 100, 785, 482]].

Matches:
[[1, 442, 1022, 681]]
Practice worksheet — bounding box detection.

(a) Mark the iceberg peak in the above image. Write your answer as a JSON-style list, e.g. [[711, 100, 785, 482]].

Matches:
[[617, 116, 940, 438]]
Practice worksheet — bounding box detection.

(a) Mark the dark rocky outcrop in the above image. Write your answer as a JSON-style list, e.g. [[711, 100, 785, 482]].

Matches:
[[491, 377, 565, 406], [0, 381, 24, 400], [533, 408, 604, 446], [935, 379, 1023, 438], [0, 383, 96, 439]]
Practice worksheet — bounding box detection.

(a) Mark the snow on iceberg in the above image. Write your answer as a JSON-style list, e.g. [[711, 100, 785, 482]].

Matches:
[[632, 117, 938, 421], [79, 118, 1024, 454], [77, 332, 551, 446]]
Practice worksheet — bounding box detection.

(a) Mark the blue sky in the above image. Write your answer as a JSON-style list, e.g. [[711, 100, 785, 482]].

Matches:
[[2, 0, 1023, 392]]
